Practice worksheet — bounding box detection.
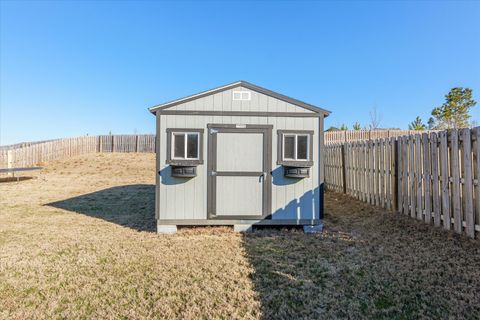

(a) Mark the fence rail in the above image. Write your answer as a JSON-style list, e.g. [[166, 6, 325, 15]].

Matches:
[[325, 127, 480, 239], [0, 135, 156, 168]]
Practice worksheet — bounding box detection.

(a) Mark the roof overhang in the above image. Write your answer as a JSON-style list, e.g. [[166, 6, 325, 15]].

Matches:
[[148, 81, 331, 116]]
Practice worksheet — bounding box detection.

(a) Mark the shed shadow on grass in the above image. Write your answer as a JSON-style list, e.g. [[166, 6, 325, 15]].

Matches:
[[47, 184, 156, 232], [240, 229, 332, 319]]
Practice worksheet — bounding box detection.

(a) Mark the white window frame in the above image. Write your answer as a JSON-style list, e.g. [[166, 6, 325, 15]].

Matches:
[[282, 134, 310, 161], [172, 132, 200, 160], [232, 91, 251, 101]]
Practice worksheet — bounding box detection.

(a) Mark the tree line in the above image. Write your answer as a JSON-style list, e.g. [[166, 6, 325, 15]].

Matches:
[[330, 87, 477, 131]]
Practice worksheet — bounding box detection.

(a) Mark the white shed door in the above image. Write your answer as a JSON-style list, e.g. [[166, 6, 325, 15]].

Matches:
[[207, 125, 272, 219]]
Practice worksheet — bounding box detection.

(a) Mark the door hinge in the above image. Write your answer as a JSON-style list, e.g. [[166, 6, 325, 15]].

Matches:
[[209, 128, 218, 134]]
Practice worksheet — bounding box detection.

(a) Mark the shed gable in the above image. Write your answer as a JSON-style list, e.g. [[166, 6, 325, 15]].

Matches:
[[166, 86, 314, 113], [149, 81, 330, 116]]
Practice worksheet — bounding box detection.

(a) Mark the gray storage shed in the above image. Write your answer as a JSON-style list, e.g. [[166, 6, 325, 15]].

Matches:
[[149, 81, 330, 233]]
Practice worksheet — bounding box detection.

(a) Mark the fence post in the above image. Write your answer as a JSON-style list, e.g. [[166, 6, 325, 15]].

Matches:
[[135, 135, 139, 152], [7, 150, 12, 168], [393, 139, 399, 211], [341, 144, 347, 194]]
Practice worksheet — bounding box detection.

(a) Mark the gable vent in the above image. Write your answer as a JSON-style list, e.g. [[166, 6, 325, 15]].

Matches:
[[232, 91, 251, 101]]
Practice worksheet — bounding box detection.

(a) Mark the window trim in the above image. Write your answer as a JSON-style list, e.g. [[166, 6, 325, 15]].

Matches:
[[277, 130, 314, 167], [166, 128, 204, 165]]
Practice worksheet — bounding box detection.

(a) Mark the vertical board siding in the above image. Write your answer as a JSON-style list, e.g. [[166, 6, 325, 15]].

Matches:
[[156, 114, 320, 222], [171, 86, 314, 114], [324, 127, 480, 238]]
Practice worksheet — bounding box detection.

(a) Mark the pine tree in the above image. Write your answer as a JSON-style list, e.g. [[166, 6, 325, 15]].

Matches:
[[408, 116, 426, 131], [352, 122, 361, 130], [431, 88, 476, 129]]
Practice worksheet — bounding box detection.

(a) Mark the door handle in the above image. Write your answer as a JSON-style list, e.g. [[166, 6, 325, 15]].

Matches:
[[259, 172, 267, 182]]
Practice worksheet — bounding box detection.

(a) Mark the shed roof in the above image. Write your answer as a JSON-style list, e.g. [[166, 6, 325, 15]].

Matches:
[[148, 81, 331, 116]]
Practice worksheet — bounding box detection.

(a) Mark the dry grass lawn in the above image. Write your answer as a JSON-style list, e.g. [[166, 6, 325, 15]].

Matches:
[[1, 153, 479, 319]]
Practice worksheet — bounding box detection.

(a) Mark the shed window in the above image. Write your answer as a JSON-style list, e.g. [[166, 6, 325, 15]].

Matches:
[[284, 135, 296, 159], [232, 91, 251, 101], [167, 129, 204, 165], [172, 133, 199, 160], [283, 134, 309, 161], [277, 130, 314, 167]]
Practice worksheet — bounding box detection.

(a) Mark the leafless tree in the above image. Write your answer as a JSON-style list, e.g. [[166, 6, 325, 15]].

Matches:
[[369, 106, 382, 130]]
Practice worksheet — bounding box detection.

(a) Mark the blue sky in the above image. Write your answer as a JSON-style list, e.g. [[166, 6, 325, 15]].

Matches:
[[1, 1, 479, 144]]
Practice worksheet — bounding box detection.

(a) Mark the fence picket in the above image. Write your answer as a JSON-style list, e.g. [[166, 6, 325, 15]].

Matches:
[[415, 135, 423, 220], [474, 127, 480, 236], [440, 131, 451, 230], [369, 140, 374, 205], [409, 136, 416, 218], [461, 128, 474, 238], [396, 137, 403, 213], [385, 139, 391, 209], [403, 136, 409, 215], [451, 130, 462, 234], [423, 133, 432, 224], [430, 132, 441, 227]]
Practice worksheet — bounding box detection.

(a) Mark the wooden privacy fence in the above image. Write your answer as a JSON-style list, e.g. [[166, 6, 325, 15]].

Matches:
[[325, 127, 480, 239], [0, 139, 57, 151], [0, 135, 156, 168], [324, 129, 438, 145], [0, 130, 420, 168], [1, 129, 420, 168]]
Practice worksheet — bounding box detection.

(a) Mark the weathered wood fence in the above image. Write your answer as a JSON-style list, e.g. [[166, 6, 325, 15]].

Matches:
[[324, 129, 436, 144], [325, 127, 480, 238], [0, 135, 156, 168], [1, 130, 409, 168], [0, 139, 57, 151]]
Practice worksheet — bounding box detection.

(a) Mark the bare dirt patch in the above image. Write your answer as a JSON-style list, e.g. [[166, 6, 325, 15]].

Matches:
[[0, 153, 478, 319]]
